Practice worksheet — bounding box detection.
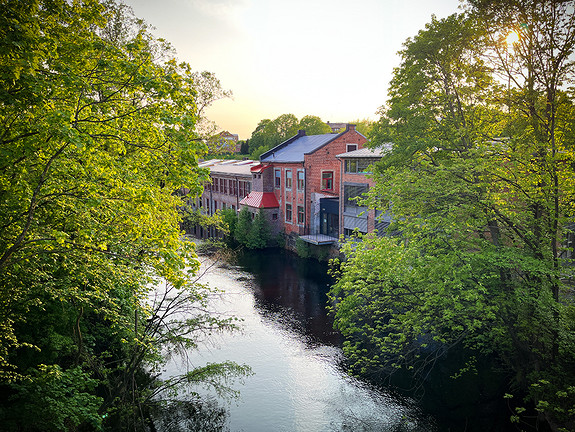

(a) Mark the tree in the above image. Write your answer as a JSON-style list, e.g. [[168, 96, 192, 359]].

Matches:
[[297, 115, 332, 135], [190, 71, 233, 151], [239, 139, 249, 155], [0, 1, 246, 429], [246, 209, 270, 249], [248, 114, 332, 158], [234, 207, 252, 245], [248, 114, 298, 157], [330, 8, 575, 430]]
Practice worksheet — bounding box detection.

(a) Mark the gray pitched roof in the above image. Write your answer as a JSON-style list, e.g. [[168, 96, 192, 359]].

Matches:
[[260, 133, 339, 163]]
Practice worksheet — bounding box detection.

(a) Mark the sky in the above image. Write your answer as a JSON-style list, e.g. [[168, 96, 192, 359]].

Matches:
[[123, 0, 463, 139]]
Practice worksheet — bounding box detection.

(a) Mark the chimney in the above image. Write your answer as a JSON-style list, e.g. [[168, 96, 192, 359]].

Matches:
[[297, 129, 306, 137], [346, 124, 356, 132]]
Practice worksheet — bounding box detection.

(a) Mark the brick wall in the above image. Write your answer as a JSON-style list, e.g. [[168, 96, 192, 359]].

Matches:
[[271, 162, 306, 236], [304, 126, 367, 233], [265, 125, 368, 240]]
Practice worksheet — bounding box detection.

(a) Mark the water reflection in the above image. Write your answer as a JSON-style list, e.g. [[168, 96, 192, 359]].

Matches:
[[163, 249, 436, 432]]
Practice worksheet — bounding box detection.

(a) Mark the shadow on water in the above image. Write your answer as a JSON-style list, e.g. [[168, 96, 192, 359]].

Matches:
[[151, 398, 230, 432], [232, 247, 341, 347]]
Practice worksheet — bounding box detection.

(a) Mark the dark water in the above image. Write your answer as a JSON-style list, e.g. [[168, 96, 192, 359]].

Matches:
[[164, 248, 438, 432]]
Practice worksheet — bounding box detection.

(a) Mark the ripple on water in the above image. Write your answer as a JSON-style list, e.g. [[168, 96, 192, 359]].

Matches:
[[162, 252, 437, 432]]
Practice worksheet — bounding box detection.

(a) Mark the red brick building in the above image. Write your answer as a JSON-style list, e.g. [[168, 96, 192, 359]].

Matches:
[[258, 124, 368, 248], [192, 127, 390, 252]]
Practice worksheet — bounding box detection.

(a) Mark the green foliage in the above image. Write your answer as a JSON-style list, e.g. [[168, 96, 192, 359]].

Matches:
[[246, 210, 270, 249], [220, 208, 238, 238], [233, 208, 271, 249], [239, 139, 249, 154], [234, 207, 252, 245], [295, 238, 311, 258], [0, 1, 248, 429], [297, 115, 333, 135], [333, 7, 575, 430], [2, 365, 103, 431], [248, 114, 332, 158], [339, 119, 375, 136]]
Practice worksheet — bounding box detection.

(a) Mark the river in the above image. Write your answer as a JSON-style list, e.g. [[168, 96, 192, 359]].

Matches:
[[163, 248, 438, 432]]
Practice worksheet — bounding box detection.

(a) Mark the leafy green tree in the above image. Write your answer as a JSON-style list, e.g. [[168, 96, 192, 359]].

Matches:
[[246, 209, 270, 249], [248, 114, 298, 157], [331, 7, 575, 430], [297, 115, 332, 135], [248, 114, 332, 158], [0, 1, 247, 429], [239, 139, 249, 154], [234, 207, 252, 245]]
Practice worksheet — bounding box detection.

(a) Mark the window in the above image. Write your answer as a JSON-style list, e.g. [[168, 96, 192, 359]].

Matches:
[[239, 181, 245, 198], [345, 158, 377, 174], [322, 171, 334, 191], [285, 170, 292, 189], [222, 202, 226, 210], [214, 177, 219, 193], [344, 183, 369, 215], [285, 203, 292, 222], [219, 178, 224, 193], [297, 206, 304, 225], [223, 179, 228, 194], [272, 213, 278, 220], [275, 169, 281, 188], [297, 170, 305, 190], [345, 160, 358, 173], [347, 144, 358, 152]]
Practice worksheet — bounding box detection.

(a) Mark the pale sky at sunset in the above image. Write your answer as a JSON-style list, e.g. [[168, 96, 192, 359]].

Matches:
[[124, 0, 463, 139]]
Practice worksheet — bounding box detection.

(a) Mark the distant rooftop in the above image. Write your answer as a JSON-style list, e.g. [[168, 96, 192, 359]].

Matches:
[[199, 159, 259, 175], [326, 121, 347, 132]]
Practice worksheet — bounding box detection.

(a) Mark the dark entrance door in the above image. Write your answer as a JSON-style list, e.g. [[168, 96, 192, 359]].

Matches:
[[319, 198, 339, 238]]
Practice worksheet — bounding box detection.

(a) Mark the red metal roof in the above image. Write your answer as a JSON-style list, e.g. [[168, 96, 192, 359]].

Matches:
[[240, 191, 279, 208], [250, 164, 272, 173]]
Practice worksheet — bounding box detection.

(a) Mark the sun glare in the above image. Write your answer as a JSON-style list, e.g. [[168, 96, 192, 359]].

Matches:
[[506, 30, 520, 46]]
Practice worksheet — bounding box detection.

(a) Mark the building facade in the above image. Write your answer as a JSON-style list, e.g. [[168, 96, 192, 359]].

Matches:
[[336, 147, 389, 238], [259, 124, 368, 248], [192, 126, 389, 252]]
